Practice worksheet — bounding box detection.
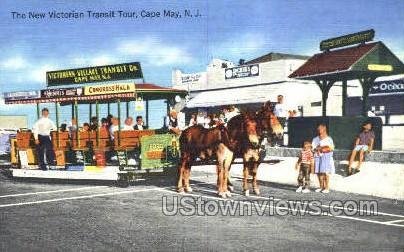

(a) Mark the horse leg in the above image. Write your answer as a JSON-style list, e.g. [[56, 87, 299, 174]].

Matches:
[[242, 162, 250, 196], [216, 143, 231, 198], [251, 150, 260, 195], [227, 157, 235, 192], [223, 147, 233, 198], [177, 153, 190, 193], [184, 164, 193, 193]]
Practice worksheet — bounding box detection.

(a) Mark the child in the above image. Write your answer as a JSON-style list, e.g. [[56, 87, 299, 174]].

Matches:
[[348, 121, 375, 175], [295, 141, 314, 193]]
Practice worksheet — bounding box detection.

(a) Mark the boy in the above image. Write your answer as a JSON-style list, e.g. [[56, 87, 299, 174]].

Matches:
[[295, 141, 314, 193], [348, 121, 375, 175]]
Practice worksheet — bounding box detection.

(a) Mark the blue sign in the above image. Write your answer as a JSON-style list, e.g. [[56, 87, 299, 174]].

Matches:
[[370, 78, 404, 95]]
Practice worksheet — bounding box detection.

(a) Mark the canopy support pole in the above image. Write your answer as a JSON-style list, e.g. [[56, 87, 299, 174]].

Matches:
[[315, 80, 335, 116], [96, 101, 100, 148], [359, 77, 376, 117], [145, 99, 149, 127], [89, 104, 92, 123], [71, 104, 74, 120], [342, 79, 347, 116], [55, 102, 60, 148], [74, 100, 79, 147], [117, 99, 121, 146], [36, 103, 40, 120], [107, 102, 111, 116], [126, 101, 130, 118]]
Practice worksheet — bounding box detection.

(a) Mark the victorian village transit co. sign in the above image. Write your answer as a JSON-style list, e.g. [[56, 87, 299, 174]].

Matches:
[[46, 62, 143, 86], [320, 29, 375, 51]]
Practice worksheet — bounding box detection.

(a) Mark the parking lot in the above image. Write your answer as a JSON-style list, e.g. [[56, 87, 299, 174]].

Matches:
[[0, 168, 403, 251]]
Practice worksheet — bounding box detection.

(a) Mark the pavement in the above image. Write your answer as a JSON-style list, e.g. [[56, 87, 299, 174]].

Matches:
[[1, 168, 404, 251]]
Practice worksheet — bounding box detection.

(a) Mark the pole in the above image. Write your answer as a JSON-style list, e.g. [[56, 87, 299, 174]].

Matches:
[[36, 103, 40, 119], [55, 102, 60, 148], [107, 102, 111, 116], [126, 101, 129, 118], [89, 104, 92, 123], [71, 104, 74, 120], [342, 80, 347, 116], [117, 99, 121, 146], [96, 101, 100, 148], [74, 100, 79, 147], [145, 99, 149, 127]]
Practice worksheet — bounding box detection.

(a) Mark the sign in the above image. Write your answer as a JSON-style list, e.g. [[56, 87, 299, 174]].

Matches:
[[181, 72, 205, 84], [41, 87, 83, 98], [140, 134, 179, 169], [320, 29, 375, 51], [370, 79, 404, 96], [46, 62, 143, 86], [367, 64, 393, 72], [4, 90, 40, 102], [84, 83, 135, 96], [18, 150, 29, 168], [225, 64, 259, 79]]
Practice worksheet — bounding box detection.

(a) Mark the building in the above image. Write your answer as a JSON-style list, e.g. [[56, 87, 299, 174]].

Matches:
[[172, 52, 364, 119]]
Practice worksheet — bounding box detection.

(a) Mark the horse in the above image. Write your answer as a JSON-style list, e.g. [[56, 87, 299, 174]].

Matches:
[[226, 106, 283, 196], [177, 124, 233, 197]]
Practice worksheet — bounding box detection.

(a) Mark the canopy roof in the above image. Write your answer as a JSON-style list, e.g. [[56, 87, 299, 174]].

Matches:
[[4, 83, 186, 105], [289, 42, 404, 81]]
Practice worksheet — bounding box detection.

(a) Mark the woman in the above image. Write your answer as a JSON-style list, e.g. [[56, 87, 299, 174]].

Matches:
[[312, 123, 335, 193]]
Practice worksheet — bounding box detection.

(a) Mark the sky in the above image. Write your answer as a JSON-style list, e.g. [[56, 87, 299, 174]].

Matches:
[[0, 0, 403, 127]]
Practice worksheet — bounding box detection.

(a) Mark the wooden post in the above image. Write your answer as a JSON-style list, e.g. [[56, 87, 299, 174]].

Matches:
[[342, 80, 347, 116], [71, 104, 74, 120], [55, 102, 60, 148], [359, 77, 375, 117], [107, 102, 111, 115], [315, 80, 335, 117]]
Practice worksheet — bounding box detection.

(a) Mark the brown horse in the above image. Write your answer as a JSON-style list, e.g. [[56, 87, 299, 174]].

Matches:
[[229, 106, 282, 196], [177, 124, 233, 197]]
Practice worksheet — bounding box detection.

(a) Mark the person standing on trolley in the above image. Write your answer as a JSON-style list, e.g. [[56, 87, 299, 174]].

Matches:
[[33, 108, 56, 170]]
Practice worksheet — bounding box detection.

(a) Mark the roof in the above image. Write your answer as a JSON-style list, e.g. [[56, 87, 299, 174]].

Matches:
[[289, 42, 404, 80], [185, 81, 318, 108], [244, 52, 310, 64], [4, 83, 186, 105]]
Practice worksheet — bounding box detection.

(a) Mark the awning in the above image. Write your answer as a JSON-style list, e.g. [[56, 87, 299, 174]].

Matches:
[[4, 83, 186, 105], [185, 81, 318, 108]]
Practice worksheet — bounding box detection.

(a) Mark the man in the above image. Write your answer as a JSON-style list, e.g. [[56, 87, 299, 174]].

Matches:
[[348, 121, 375, 175], [33, 108, 56, 170], [109, 117, 120, 140], [273, 95, 289, 146], [122, 117, 134, 131], [133, 116, 147, 130]]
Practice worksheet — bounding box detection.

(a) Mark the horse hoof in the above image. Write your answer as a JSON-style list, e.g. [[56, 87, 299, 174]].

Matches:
[[243, 190, 250, 196], [253, 189, 260, 195], [225, 191, 232, 198], [227, 185, 234, 193], [185, 186, 193, 193], [177, 188, 185, 194], [218, 192, 227, 198]]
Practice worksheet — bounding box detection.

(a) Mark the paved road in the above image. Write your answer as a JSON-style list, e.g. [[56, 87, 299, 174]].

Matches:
[[0, 169, 403, 251]]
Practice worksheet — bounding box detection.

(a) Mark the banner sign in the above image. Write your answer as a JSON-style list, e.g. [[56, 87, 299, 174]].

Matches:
[[181, 72, 204, 84], [46, 62, 143, 86], [84, 83, 135, 96], [4, 90, 40, 102], [367, 64, 393, 72], [320, 29, 375, 51], [140, 134, 179, 170], [370, 79, 404, 95], [41, 87, 83, 98], [225, 64, 259, 79]]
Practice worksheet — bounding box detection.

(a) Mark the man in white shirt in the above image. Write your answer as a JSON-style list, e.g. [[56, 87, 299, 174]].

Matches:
[[273, 95, 289, 146], [32, 108, 56, 170]]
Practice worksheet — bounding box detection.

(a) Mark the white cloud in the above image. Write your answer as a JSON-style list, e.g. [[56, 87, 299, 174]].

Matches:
[[0, 56, 26, 70], [29, 64, 56, 84], [90, 55, 113, 66], [117, 37, 192, 66]]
